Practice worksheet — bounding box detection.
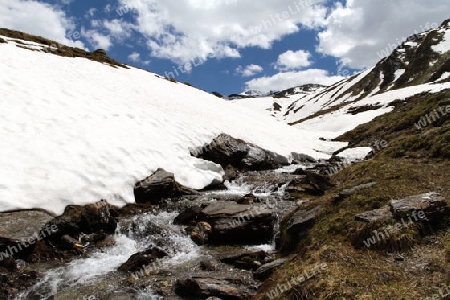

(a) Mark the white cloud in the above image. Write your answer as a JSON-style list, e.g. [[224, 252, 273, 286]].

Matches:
[[275, 49, 311, 70], [236, 64, 263, 77], [118, 0, 328, 63], [0, 0, 84, 48], [317, 0, 449, 69], [245, 69, 344, 92], [128, 52, 140, 62], [81, 28, 111, 50]]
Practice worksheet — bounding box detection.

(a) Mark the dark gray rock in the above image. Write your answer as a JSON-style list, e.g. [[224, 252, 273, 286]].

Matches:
[[220, 250, 266, 270], [118, 247, 167, 272], [334, 182, 376, 203], [175, 275, 253, 299], [390, 192, 448, 220], [0, 210, 55, 250], [134, 168, 197, 204], [195, 134, 289, 171], [285, 206, 321, 242], [291, 153, 317, 163], [0, 37, 6, 43], [355, 205, 393, 223], [253, 258, 288, 280], [199, 202, 276, 245], [46, 200, 118, 243]]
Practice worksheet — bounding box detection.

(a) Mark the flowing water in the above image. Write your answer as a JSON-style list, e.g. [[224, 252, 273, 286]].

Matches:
[[15, 168, 301, 299]]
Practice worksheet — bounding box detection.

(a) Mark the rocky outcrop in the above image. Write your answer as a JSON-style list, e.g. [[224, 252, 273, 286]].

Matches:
[[198, 202, 276, 245], [355, 206, 393, 223], [134, 168, 197, 204], [174, 275, 254, 299], [195, 134, 289, 171], [286, 206, 321, 240], [389, 192, 447, 220], [118, 247, 167, 272]]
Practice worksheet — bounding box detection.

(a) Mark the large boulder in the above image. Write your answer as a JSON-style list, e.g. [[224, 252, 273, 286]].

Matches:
[[198, 202, 276, 245], [195, 134, 289, 170], [134, 168, 197, 204]]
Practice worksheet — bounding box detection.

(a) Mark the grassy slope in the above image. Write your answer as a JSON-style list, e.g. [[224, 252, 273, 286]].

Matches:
[[254, 90, 450, 299]]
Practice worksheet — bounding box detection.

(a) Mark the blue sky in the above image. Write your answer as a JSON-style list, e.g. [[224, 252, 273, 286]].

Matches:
[[0, 0, 448, 95]]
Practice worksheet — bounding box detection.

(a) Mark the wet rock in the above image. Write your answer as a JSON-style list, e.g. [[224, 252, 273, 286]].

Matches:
[[236, 194, 256, 205], [355, 206, 393, 223], [224, 164, 238, 181], [334, 182, 376, 203], [291, 153, 316, 164], [253, 258, 288, 280], [173, 205, 203, 226], [105, 290, 138, 300], [0, 210, 55, 254], [134, 168, 198, 204], [220, 250, 266, 270], [200, 260, 217, 271], [389, 192, 448, 220], [199, 202, 276, 245], [0, 257, 17, 271], [175, 275, 253, 299], [0, 270, 41, 299], [191, 221, 212, 245], [119, 247, 168, 272], [46, 200, 118, 242], [195, 134, 289, 171]]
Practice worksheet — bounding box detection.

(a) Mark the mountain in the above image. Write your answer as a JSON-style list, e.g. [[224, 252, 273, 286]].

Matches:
[[233, 19, 450, 142]]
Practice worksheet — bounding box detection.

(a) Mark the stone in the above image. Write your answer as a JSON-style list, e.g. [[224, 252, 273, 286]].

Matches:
[[286, 206, 321, 239], [253, 258, 288, 280], [334, 182, 376, 203], [199, 202, 276, 245], [195, 134, 289, 171], [118, 247, 167, 272], [173, 205, 203, 226], [355, 205, 393, 223], [389, 192, 448, 219], [175, 276, 253, 299], [0, 210, 55, 253], [191, 221, 212, 245], [134, 168, 197, 204], [220, 250, 266, 270]]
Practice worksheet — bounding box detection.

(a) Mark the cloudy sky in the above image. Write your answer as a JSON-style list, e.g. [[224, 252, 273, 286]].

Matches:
[[0, 0, 448, 94]]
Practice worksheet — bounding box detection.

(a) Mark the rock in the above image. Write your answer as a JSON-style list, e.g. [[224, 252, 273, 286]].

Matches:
[[196, 134, 289, 171], [46, 200, 118, 244], [191, 222, 212, 245], [118, 247, 167, 272], [220, 250, 266, 270], [60, 235, 84, 250], [175, 276, 253, 299], [334, 182, 376, 203], [355, 205, 393, 223], [0, 37, 6, 43], [0, 210, 55, 249], [291, 153, 317, 164], [134, 168, 197, 204], [200, 260, 217, 271], [173, 205, 203, 226], [236, 194, 256, 205], [390, 192, 448, 220], [199, 202, 276, 245], [93, 48, 106, 55], [253, 258, 288, 280], [0, 257, 17, 271], [224, 164, 238, 181], [290, 170, 334, 195], [286, 206, 321, 241]]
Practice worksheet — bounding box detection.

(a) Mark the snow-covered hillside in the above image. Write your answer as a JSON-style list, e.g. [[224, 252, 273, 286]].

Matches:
[[233, 20, 450, 140], [0, 34, 347, 215]]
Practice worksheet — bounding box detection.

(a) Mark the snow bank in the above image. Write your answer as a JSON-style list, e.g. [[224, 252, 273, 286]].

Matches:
[[0, 41, 345, 215]]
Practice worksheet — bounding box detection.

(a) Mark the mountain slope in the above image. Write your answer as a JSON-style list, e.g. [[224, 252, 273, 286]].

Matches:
[[233, 19, 450, 141]]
